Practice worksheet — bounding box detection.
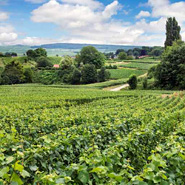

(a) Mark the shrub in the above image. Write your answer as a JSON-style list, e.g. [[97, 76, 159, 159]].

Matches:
[[127, 56, 134, 60], [142, 78, 148, 89], [128, 74, 137, 89]]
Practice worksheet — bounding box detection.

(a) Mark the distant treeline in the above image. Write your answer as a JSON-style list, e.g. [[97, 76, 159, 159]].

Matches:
[[104, 46, 164, 59]]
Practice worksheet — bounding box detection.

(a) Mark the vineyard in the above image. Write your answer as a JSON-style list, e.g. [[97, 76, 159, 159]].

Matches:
[[0, 85, 185, 184]]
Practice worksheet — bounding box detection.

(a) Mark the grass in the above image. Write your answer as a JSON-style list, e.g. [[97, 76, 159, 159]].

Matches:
[[108, 68, 147, 79], [48, 56, 62, 64], [107, 57, 160, 64], [118, 62, 157, 70]]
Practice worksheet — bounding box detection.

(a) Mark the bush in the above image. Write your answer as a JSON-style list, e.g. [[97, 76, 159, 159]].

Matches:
[[81, 64, 97, 84], [98, 67, 110, 82], [142, 78, 148, 89], [127, 56, 134, 60], [128, 74, 137, 89]]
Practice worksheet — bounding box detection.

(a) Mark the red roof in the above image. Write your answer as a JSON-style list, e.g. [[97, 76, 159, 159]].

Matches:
[[53, 64, 60, 68]]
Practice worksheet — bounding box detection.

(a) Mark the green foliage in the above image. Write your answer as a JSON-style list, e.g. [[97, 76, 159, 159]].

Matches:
[[142, 78, 148, 89], [26, 48, 47, 59], [128, 74, 137, 89], [24, 68, 34, 83], [154, 41, 185, 89], [76, 46, 105, 69], [0, 86, 184, 184], [82, 64, 97, 84], [36, 57, 53, 68], [118, 51, 127, 60], [71, 68, 81, 84], [60, 56, 73, 70], [109, 68, 146, 79], [165, 17, 181, 48], [1, 61, 25, 84], [97, 67, 110, 82]]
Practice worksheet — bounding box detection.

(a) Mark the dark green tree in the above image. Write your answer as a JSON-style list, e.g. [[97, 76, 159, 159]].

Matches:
[[26, 49, 36, 59], [154, 41, 185, 89], [76, 46, 105, 69], [36, 57, 53, 68], [164, 17, 181, 48], [1, 61, 25, 84], [71, 68, 81, 84], [81, 64, 97, 84], [97, 67, 110, 82], [35, 48, 47, 58], [24, 68, 34, 83], [115, 49, 125, 56], [128, 74, 137, 89]]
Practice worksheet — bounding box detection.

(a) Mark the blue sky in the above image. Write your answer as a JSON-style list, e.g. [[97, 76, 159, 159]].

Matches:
[[0, 0, 185, 46]]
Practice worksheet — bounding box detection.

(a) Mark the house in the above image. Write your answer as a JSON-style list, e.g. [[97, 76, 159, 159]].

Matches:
[[53, 64, 60, 68], [138, 55, 149, 59]]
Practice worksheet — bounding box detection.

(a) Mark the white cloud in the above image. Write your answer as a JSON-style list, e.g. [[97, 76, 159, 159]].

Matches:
[[30, 0, 144, 45], [148, 0, 185, 23], [25, 0, 47, 4], [0, 24, 18, 45], [136, 11, 150, 19], [0, 11, 9, 21]]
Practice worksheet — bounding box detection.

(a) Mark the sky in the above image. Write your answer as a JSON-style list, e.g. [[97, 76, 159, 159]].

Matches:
[[0, 0, 185, 46]]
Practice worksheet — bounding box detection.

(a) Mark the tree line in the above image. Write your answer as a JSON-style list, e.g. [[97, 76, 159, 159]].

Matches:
[[0, 46, 110, 85]]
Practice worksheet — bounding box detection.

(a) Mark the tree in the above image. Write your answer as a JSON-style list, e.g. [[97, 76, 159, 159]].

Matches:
[[60, 56, 73, 70], [98, 67, 110, 82], [71, 68, 81, 84], [128, 74, 137, 89], [76, 46, 105, 69], [26, 50, 36, 59], [24, 68, 34, 83], [150, 47, 164, 57], [164, 17, 181, 48], [81, 64, 97, 84], [36, 57, 53, 68], [127, 49, 133, 56], [26, 48, 47, 59], [35, 48, 47, 58], [118, 52, 127, 60], [1, 61, 25, 84], [154, 41, 185, 89], [115, 49, 125, 56]]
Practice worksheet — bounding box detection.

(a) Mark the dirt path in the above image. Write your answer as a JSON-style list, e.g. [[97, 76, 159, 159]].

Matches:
[[108, 73, 148, 92], [110, 84, 129, 91]]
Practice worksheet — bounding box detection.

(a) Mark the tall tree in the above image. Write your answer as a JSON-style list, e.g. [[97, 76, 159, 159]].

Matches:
[[164, 17, 181, 48]]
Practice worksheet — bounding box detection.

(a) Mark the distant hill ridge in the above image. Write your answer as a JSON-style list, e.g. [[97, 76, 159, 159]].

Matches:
[[31, 43, 141, 50]]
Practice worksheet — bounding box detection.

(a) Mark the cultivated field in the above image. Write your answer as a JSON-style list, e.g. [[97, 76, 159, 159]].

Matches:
[[0, 85, 184, 184]]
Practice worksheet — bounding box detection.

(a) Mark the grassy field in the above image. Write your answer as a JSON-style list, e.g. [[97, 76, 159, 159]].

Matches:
[[108, 68, 146, 79], [0, 85, 184, 184]]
